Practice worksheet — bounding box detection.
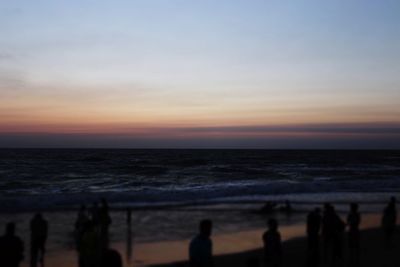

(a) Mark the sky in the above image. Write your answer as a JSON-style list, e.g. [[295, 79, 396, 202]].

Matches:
[[0, 0, 400, 148]]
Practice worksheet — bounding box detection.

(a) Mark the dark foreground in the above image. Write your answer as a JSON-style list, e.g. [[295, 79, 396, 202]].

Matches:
[[152, 226, 400, 267]]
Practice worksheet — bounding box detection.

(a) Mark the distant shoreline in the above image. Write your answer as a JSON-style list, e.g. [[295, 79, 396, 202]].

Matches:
[[0, 195, 397, 213]]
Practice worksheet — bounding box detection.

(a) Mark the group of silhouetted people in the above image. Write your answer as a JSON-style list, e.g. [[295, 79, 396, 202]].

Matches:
[[1, 197, 397, 267], [304, 197, 396, 267], [189, 197, 397, 267], [320, 203, 346, 266], [74, 198, 122, 267], [305, 198, 395, 267], [0, 198, 122, 267], [306, 203, 348, 267], [0, 213, 47, 267]]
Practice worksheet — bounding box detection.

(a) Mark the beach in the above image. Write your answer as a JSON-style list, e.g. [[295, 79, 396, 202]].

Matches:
[[0, 150, 399, 266], [0, 204, 396, 267], [151, 226, 400, 267]]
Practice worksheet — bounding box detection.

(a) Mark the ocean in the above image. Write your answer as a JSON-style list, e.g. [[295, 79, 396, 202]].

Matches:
[[1, 149, 399, 266], [1, 149, 400, 211]]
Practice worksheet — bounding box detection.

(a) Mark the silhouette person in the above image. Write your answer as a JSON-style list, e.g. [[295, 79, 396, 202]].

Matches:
[[101, 248, 123, 267], [306, 208, 321, 267], [347, 203, 361, 267], [322, 203, 345, 265], [322, 203, 334, 264], [331, 205, 345, 265], [279, 200, 293, 215], [283, 200, 292, 213], [78, 221, 101, 267], [0, 222, 24, 267], [126, 208, 132, 224], [126, 208, 133, 263], [30, 213, 48, 267], [262, 218, 282, 267], [189, 219, 214, 267], [99, 198, 112, 249], [381, 196, 397, 248], [90, 202, 100, 225], [75, 205, 90, 248], [260, 201, 277, 214]]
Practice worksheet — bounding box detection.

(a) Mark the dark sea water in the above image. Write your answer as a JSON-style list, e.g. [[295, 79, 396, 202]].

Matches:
[[1, 149, 400, 211]]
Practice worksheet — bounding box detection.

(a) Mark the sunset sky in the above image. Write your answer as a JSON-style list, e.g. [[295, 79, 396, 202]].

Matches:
[[1, 0, 400, 148]]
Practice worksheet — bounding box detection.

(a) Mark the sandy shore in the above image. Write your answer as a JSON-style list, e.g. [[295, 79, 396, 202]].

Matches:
[[10, 211, 391, 267], [151, 225, 400, 267]]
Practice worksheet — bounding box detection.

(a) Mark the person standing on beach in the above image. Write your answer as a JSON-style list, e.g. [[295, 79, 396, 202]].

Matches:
[[189, 219, 214, 267], [90, 202, 100, 226], [322, 203, 345, 265], [381, 196, 397, 248], [262, 218, 282, 267], [306, 208, 321, 267], [30, 213, 48, 267], [347, 203, 361, 267], [0, 222, 24, 267], [331, 205, 345, 265], [126, 208, 133, 262], [75, 205, 90, 247], [78, 221, 101, 267], [99, 198, 112, 249], [322, 203, 334, 264]]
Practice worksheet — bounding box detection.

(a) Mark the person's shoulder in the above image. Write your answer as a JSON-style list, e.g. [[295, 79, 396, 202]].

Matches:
[[190, 235, 200, 245], [262, 230, 268, 237], [262, 230, 270, 240], [192, 235, 211, 245]]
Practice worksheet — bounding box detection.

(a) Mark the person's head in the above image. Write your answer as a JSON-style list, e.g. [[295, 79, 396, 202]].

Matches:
[[5, 222, 15, 236], [350, 203, 358, 212], [34, 212, 42, 220], [267, 218, 278, 231], [390, 196, 396, 204], [330, 205, 336, 213], [323, 202, 331, 211], [101, 198, 108, 207], [101, 249, 122, 267], [199, 219, 212, 237], [314, 207, 321, 214]]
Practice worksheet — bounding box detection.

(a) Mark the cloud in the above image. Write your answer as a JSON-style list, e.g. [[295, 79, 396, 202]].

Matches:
[[0, 68, 26, 92], [1, 122, 400, 149], [0, 53, 14, 60], [175, 123, 400, 135]]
